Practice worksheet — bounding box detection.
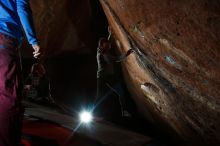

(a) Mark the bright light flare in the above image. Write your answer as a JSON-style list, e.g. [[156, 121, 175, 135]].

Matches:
[[79, 111, 93, 123]]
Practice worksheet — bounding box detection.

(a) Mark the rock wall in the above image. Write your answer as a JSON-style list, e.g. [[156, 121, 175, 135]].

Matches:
[[99, 0, 220, 145], [22, 0, 106, 57]]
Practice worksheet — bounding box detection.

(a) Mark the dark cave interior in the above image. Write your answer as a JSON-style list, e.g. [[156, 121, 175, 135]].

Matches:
[[18, 0, 220, 146]]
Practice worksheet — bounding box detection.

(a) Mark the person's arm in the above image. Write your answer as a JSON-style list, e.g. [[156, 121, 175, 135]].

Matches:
[[16, 0, 37, 45], [107, 49, 134, 62], [16, 0, 41, 58], [106, 26, 134, 62]]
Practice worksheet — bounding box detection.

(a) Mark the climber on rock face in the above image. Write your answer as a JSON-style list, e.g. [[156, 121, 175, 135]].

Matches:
[[95, 27, 134, 118], [0, 0, 41, 145]]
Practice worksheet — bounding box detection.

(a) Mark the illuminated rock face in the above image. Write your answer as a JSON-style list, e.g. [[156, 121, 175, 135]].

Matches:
[[100, 0, 220, 145]]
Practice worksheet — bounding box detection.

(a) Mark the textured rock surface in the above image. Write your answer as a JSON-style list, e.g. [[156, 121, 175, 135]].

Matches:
[[100, 0, 220, 145], [23, 0, 105, 57]]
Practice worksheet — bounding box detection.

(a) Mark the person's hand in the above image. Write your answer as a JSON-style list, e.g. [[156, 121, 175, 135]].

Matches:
[[126, 49, 134, 56], [32, 44, 41, 59], [107, 26, 112, 40]]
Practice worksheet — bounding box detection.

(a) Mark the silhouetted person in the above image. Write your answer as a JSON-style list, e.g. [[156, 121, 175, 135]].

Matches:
[[0, 0, 41, 145], [96, 34, 134, 118], [24, 63, 51, 103]]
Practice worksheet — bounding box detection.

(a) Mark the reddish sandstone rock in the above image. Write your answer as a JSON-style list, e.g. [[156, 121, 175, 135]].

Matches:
[[100, 0, 220, 145]]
